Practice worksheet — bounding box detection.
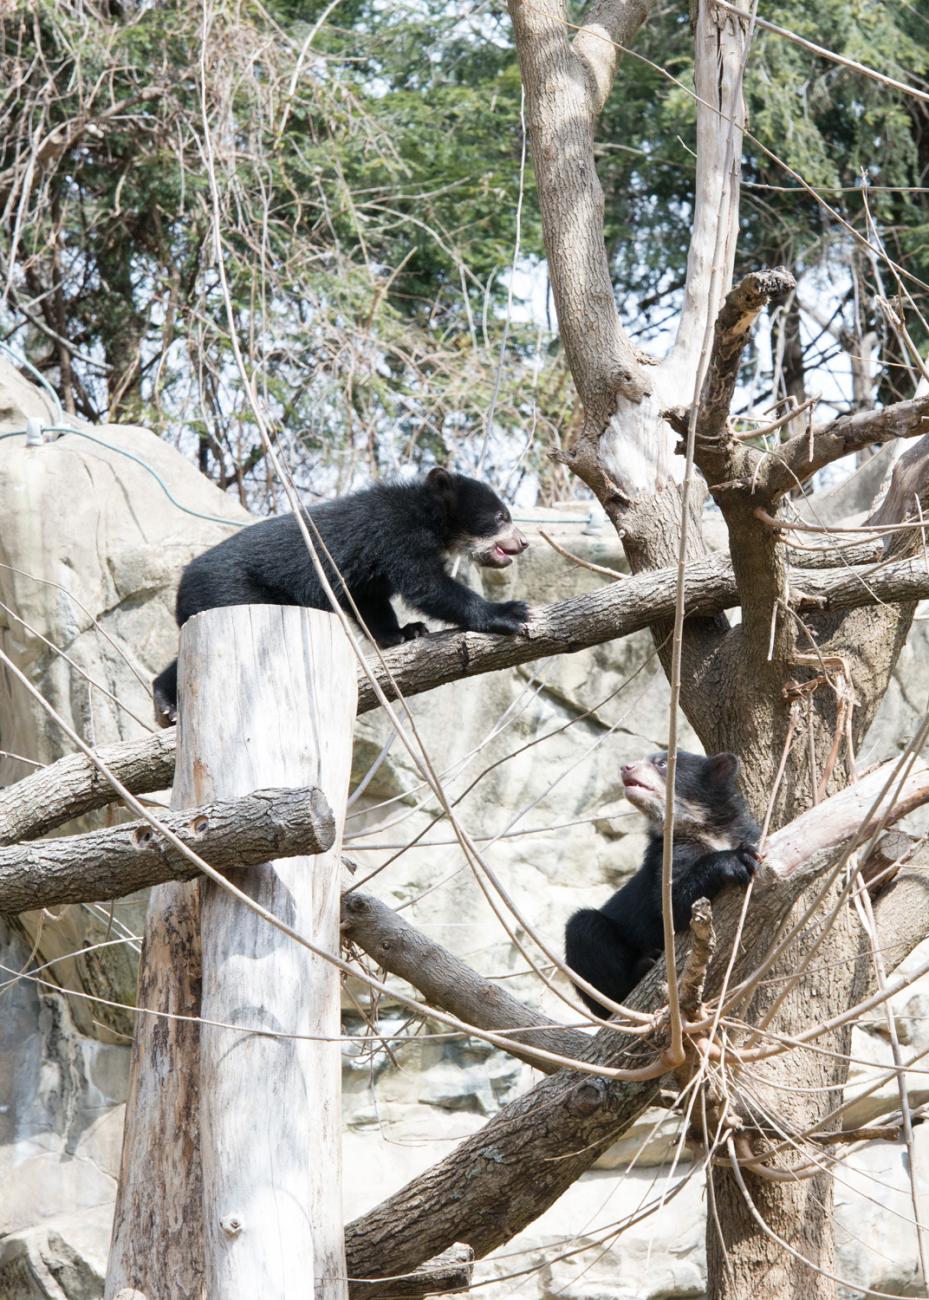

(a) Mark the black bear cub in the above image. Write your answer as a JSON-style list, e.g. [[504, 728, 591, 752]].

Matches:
[[153, 467, 529, 724], [565, 750, 760, 1018]]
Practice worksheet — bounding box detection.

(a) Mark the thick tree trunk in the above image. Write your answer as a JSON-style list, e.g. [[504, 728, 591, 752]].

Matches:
[[105, 890, 204, 1296], [502, 0, 929, 1287], [190, 607, 355, 1300], [705, 901, 867, 1299]]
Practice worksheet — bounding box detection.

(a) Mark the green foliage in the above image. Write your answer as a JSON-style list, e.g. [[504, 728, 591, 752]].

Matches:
[[593, 0, 929, 395], [0, 0, 558, 503], [2, 0, 929, 498]]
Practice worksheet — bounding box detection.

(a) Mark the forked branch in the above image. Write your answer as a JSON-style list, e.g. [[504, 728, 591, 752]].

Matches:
[[343, 759, 929, 1283]]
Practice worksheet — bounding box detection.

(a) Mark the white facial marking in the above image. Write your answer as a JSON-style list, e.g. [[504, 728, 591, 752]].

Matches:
[[670, 799, 735, 847], [698, 831, 737, 851]]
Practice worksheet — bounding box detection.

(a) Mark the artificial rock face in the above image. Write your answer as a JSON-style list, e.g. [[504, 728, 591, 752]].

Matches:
[[0, 362, 248, 1294], [0, 360, 248, 1039], [2, 360, 929, 1298]]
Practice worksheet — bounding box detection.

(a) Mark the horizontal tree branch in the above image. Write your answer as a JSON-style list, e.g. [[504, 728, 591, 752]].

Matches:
[[348, 1243, 473, 1299], [0, 728, 177, 844], [356, 553, 929, 709], [765, 396, 929, 499], [8, 555, 929, 847], [341, 891, 591, 1069], [786, 540, 881, 569], [769, 759, 929, 878], [343, 758, 929, 1282], [0, 786, 335, 914]]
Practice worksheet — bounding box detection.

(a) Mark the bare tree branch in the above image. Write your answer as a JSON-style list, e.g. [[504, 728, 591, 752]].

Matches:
[[663, 2, 752, 386], [348, 1243, 473, 1299], [506, 0, 651, 498], [867, 432, 929, 541], [786, 540, 882, 569], [343, 761, 929, 1283], [874, 854, 929, 971], [356, 553, 929, 709], [766, 759, 929, 877], [0, 786, 334, 914], [696, 268, 797, 451], [765, 397, 929, 499], [678, 896, 715, 1014], [0, 728, 177, 843], [341, 891, 590, 1069], [7, 556, 929, 847]]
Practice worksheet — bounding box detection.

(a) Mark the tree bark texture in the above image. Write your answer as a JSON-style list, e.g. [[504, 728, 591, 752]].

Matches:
[[0, 786, 335, 914], [705, 897, 868, 1299], [497, 0, 929, 1286], [107, 607, 357, 1300], [347, 1244, 473, 1298], [0, 727, 177, 844], [5, 549, 929, 862], [677, 301, 929, 1299], [105, 880, 204, 1299], [192, 607, 355, 1300], [663, 238, 929, 1300], [506, 0, 652, 470], [663, 0, 749, 388], [341, 891, 590, 1068]]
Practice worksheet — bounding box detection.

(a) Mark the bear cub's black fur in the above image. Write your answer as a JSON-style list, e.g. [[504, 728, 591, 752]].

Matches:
[[153, 467, 529, 723], [565, 751, 760, 1018]]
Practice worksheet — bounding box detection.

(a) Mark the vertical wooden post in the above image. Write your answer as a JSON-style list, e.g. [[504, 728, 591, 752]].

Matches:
[[106, 606, 355, 1300], [106, 877, 203, 1300], [192, 606, 355, 1298]]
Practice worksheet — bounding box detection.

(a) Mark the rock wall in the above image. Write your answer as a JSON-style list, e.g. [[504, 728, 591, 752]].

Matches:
[[1, 363, 928, 1297]]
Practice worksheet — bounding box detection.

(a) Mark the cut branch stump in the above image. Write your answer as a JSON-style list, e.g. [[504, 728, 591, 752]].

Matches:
[[0, 785, 335, 914]]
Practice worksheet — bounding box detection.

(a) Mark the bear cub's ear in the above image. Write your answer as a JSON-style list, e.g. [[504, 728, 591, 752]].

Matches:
[[707, 752, 740, 783], [425, 466, 455, 499]]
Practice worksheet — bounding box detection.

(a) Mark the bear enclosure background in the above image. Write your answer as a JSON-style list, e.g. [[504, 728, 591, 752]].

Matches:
[[5, 0, 929, 1298]]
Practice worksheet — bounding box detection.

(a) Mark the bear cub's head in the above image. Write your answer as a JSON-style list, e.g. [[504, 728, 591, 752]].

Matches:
[[425, 466, 529, 569]]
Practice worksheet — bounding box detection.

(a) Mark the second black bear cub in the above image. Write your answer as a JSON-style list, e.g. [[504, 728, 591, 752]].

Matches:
[[565, 751, 760, 1018], [153, 467, 529, 723]]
